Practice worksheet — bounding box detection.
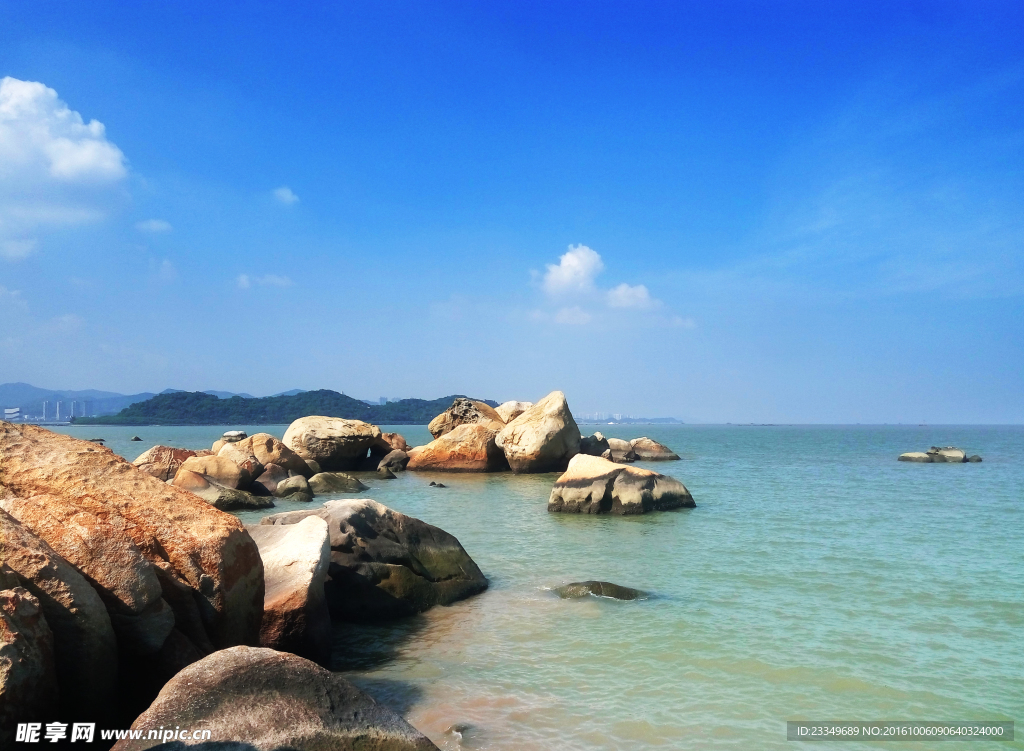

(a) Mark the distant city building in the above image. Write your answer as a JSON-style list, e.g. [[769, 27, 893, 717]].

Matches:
[[56, 401, 63, 421], [379, 397, 387, 405], [42, 400, 49, 421], [83, 399, 93, 417]]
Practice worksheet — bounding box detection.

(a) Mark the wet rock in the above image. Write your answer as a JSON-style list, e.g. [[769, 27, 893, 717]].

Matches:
[[260, 499, 487, 621], [308, 472, 368, 495], [111, 646, 439, 751], [548, 454, 695, 515], [283, 416, 383, 471], [428, 397, 505, 439], [0, 581, 59, 744], [246, 516, 331, 666], [630, 437, 680, 460], [495, 390, 582, 473], [579, 432, 610, 456], [378, 466, 397, 479], [407, 424, 508, 472], [606, 437, 637, 463], [379, 448, 410, 472], [494, 400, 533, 423], [968, 454, 983, 462], [555, 581, 644, 600], [274, 475, 313, 501], [130, 436, 142, 441]]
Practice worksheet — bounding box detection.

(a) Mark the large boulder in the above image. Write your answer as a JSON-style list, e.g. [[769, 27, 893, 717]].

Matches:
[[176, 454, 252, 490], [111, 646, 438, 751], [630, 437, 680, 460], [554, 580, 644, 600], [427, 397, 505, 438], [225, 433, 311, 477], [275, 475, 313, 502], [308, 472, 368, 495], [0, 423, 264, 653], [0, 581, 59, 744], [898, 452, 933, 463], [378, 449, 410, 472], [495, 400, 533, 424], [283, 417, 383, 471], [261, 500, 488, 621], [579, 432, 610, 456], [217, 440, 265, 480], [548, 454, 695, 515], [381, 432, 410, 452], [0, 507, 117, 722], [928, 446, 967, 463], [246, 517, 331, 666], [495, 391, 581, 473], [606, 437, 637, 463], [172, 468, 273, 511], [407, 424, 508, 472], [132, 446, 203, 482], [252, 463, 289, 496]]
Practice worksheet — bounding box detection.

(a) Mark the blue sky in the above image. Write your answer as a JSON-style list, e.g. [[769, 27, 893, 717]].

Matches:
[[1, 1, 1021, 422]]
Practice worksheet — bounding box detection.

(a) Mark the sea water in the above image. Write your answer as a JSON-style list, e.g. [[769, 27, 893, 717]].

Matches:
[[59, 423, 1023, 750]]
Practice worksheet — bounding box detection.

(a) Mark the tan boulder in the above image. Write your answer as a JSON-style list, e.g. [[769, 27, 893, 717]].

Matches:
[[261, 499, 487, 621], [275, 475, 313, 502], [382, 431, 410, 452], [929, 446, 967, 463], [407, 424, 508, 472], [176, 454, 251, 489], [307, 472, 368, 495], [548, 454, 695, 514], [246, 516, 331, 665], [211, 439, 226, 454], [217, 441, 264, 479], [111, 646, 438, 751], [282, 416, 383, 471], [495, 400, 533, 423], [630, 437, 680, 460], [898, 452, 933, 462], [226, 433, 311, 477], [606, 437, 637, 463], [495, 391, 581, 473], [427, 397, 505, 438], [0, 507, 117, 722], [0, 581, 59, 744], [132, 446, 202, 482], [0, 423, 264, 652], [172, 469, 274, 511]]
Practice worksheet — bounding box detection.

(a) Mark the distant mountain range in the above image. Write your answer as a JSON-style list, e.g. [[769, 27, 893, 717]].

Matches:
[[73, 390, 498, 426]]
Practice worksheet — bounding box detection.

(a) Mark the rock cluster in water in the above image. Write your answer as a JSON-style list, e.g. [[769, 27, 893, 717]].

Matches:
[[555, 581, 645, 600], [548, 454, 695, 514], [899, 446, 982, 463]]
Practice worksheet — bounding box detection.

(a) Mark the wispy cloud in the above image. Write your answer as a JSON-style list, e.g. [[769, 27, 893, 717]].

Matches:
[[0, 239, 38, 260], [607, 282, 658, 309], [554, 306, 592, 325], [237, 273, 294, 289], [136, 218, 172, 233], [273, 186, 299, 205]]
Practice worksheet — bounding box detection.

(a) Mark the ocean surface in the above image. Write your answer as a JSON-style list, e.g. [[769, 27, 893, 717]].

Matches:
[[57, 423, 1023, 750]]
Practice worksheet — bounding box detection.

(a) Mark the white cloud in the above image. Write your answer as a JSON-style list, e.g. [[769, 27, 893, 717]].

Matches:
[[273, 186, 299, 205], [543, 244, 604, 295], [607, 282, 659, 309], [0, 77, 128, 258], [555, 306, 592, 325], [1, 239, 38, 260], [237, 273, 294, 289], [136, 218, 172, 233]]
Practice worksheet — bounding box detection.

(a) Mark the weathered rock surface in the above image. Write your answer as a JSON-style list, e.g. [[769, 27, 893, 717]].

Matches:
[[275, 475, 313, 502], [606, 437, 637, 463], [172, 469, 273, 511], [261, 499, 487, 621], [0, 423, 264, 652], [579, 432, 610, 456], [246, 516, 331, 665], [111, 646, 438, 751], [555, 581, 644, 600], [252, 463, 288, 495], [283, 417, 383, 471], [378, 466, 397, 479], [132, 446, 202, 482], [899, 446, 978, 463], [176, 454, 252, 490], [217, 440, 265, 480], [495, 400, 533, 424], [308, 472, 368, 495], [0, 582, 58, 743], [0, 507, 117, 721], [898, 452, 933, 463], [382, 432, 410, 452], [227, 433, 311, 477], [379, 449, 410, 472], [630, 437, 681, 460], [428, 397, 505, 438], [548, 454, 695, 515], [495, 391, 581, 473], [407, 424, 508, 472]]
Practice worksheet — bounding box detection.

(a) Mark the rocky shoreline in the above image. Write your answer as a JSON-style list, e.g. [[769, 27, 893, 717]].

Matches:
[[0, 391, 689, 748]]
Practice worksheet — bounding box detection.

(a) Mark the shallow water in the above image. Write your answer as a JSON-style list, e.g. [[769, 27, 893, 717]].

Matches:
[[62, 423, 1024, 750]]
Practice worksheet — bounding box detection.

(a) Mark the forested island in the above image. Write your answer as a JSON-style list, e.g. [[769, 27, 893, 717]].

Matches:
[[73, 389, 498, 426]]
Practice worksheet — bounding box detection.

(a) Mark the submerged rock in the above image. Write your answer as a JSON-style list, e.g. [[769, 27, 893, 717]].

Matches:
[[110, 646, 439, 751], [427, 397, 505, 438], [260, 499, 487, 621], [555, 581, 644, 600], [548, 454, 695, 514], [407, 423, 508, 472], [308, 471, 368, 494], [630, 437, 680, 460], [495, 390, 581, 473], [283, 416, 383, 471], [246, 517, 331, 666]]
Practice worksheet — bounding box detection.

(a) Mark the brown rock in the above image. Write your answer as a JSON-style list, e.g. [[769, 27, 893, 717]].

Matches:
[[173, 470, 275, 511], [261, 499, 487, 621], [0, 507, 117, 721], [283, 416, 383, 471], [407, 424, 508, 472], [378, 449, 410, 472], [308, 472, 368, 494], [0, 423, 264, 652], [176, 454, 252, 490], [211, 439, 226, 454], [382, 431, 410, 452], [548, 454, 695, 515], [495, 391, 581, 473], [246, 516, 331, 665], [630, 437, 681, 460], [228, 433, 311, 477], [132, 446, 201, 482], [0, 582, 58, 744], [495, 400, 533, 423], [111, 646, 438, 751], [252, 463, 289, 496], [428, 397, 505, 438]]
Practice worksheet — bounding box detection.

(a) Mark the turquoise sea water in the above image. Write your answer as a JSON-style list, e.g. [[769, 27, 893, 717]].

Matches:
[[58, 423, 1023, 750]]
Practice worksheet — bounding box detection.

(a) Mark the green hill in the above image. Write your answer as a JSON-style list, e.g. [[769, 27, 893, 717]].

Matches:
[[73, 390, 496, 426]]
